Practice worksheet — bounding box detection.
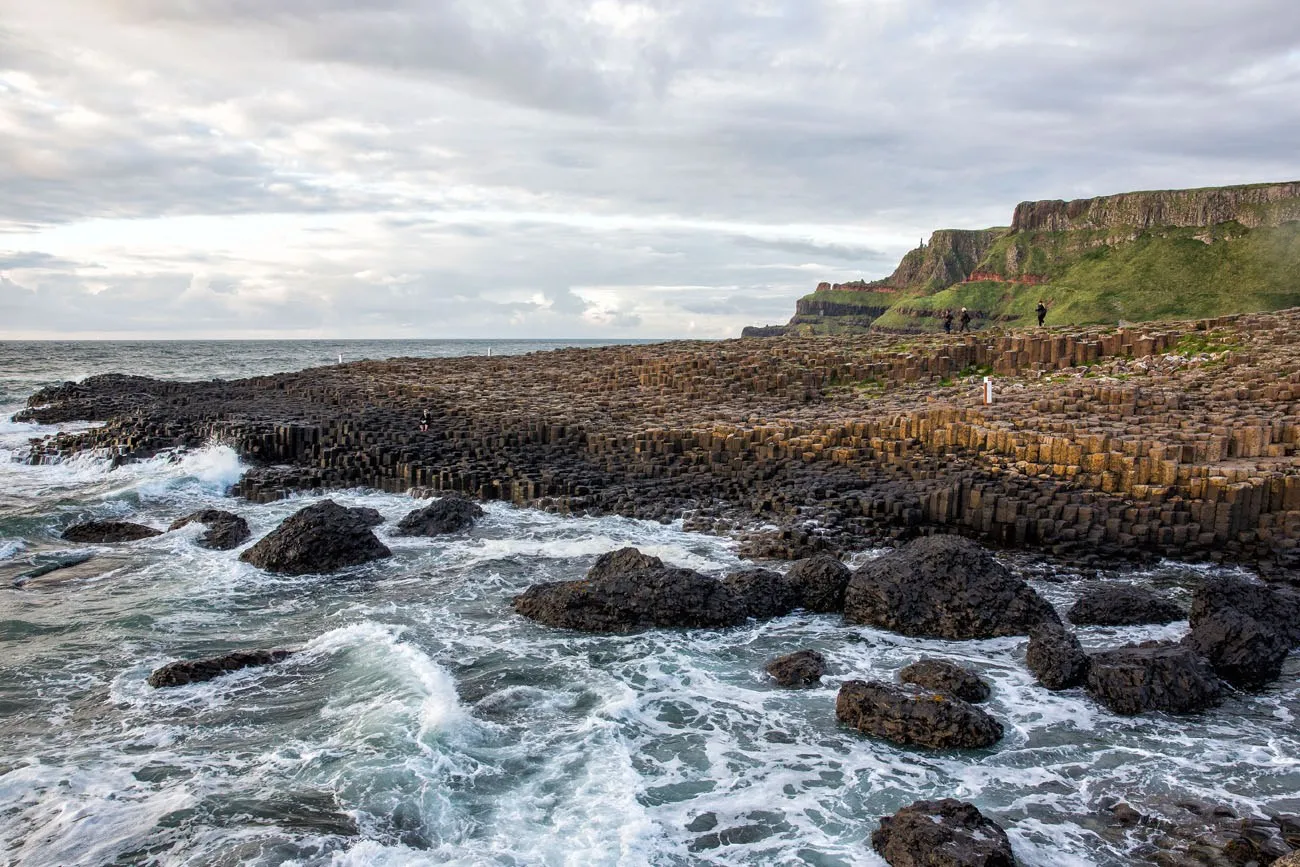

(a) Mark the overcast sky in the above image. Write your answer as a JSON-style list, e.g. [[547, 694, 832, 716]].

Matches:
[[1, 0, 1297, 339]]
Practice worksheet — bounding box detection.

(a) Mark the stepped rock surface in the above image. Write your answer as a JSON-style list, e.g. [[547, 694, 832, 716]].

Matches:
[[16, 309, 1300, 574], [844, 535, 1057, 639], [239, 500, 392, 575], [835, 680, 1003, 749], [872, 798, 1017, 867]]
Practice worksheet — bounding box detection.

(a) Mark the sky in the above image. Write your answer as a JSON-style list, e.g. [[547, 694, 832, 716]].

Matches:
[[1, 1, 1298, 339]]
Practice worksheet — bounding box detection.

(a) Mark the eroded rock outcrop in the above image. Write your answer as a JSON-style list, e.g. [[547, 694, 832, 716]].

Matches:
[[1085, 641, 1223, 715], [872, 798, 1017, 867], [1067, 584, 1183, 627], [396, 496, 483, 536], [783, 554, 852, 613], [62, 520, 162, 544], [765, 649, 826, 687], [168, 509, 251, 550], [898, 658, 990, 703], [1026, 620, 1090, 691], [239, 500, 392, 575], [723, 568, 799, 619], [844, 535, 1057, 639], [835, 680, 1003, 749], [148, 649, 294, 688], [1183, 576, 1298, 689]]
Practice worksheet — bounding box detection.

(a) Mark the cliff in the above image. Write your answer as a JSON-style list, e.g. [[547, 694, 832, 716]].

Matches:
[[754, 180, 1300, 335]]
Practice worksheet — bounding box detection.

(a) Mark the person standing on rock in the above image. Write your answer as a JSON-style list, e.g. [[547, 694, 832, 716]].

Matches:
[[420, 408, 430, 433], [959, 307, 972, 332], [942, 310, 953, 334], [1036, 300, 1048, 327]]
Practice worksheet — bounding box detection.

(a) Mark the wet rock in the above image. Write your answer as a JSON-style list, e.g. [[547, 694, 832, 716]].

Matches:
[[513, 551, 746, 632], [1183, 606, 1292, 690], [844, 535, 1057, 639], [723, 568, 799, 618], [871, 798, 1017, 867], [1026, 620, 1090, 690], [1085, 641, 1223, 715], [899, 658, 990, 703], [395, 496, 483, 536], [783, 554, 852, 612], [835, 680, 1003, 749], [148, 649, 294, 688], [168, 509, 251, 550], [765, 649, 826, 687], [239, 500, 392, 575], [350, 507, 385, 528], [1190, 575, 1300, 647], [62, 520, 162, 544], [1067, 584, 1183, 626]]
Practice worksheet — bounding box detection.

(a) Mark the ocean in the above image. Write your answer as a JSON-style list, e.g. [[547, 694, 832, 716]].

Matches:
[[1, 341, 1296, 866]]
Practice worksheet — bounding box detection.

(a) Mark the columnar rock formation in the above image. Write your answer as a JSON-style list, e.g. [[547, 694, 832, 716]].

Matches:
[[18, 309, 1300, 571]]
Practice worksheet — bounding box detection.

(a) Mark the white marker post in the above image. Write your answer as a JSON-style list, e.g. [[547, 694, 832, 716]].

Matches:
[[983, 376, 994, 405]]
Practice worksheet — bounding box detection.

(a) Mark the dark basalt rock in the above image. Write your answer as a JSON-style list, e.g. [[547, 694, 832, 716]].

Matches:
[[239, 500, 392, 575], [844, 535, 1058, 639], [148, 649, 294, 688], [62, 520, 162, 544], [723, 568, 799, 619], [1183, 606, 1292, 690], [1067, 584, 1183, 626], [783, 554, 851, 613], [872, 798, 1017, 867], [1086, 641, 1223, 715], [168, 509, 251, 550], [1189, 574, 1300, 646], [1026, 620, 1090, 690], [835, 680, 1003, 749], [513, 550, 746, 632], [899, 658, 990, 703], [765, 649, 826, 687], [396, 496, 483, 536], [350, 507, 385, 528]]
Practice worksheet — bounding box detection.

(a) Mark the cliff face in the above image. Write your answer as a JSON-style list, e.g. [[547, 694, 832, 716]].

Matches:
[[872, 228, 1008, 291], [1011, 181, 1300, 233]]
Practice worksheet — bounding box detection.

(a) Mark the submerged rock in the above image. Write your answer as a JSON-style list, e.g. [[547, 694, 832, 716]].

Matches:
[[239, 500, 392, 575], [168, 509, 251, 550], [835, 680, 1003, 749], [765, 649, 826, 687], [872, 798, 1017, 867], [844, 535, 1057, 639], [723, 568, 799, 619], [1067, 584, 1183, 626], [783, 554, 852, 613], [148, 649, 294, 688], [1026, 620, 1090, 690], [898, 658, 990, 703], [513, 548, 746, 632], [396, 496, 483, 536], [62, 520, 162, 544], [1086, 641, 1223, 715]]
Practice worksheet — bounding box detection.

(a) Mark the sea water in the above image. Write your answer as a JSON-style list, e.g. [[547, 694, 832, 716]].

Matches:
[[1, 341, 1297, 866]]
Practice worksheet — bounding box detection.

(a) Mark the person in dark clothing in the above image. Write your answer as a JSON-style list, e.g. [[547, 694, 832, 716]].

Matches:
[[942, 309, 953, 333], [420, 408, 430, 433], [959, 307, 971, 332], [1036, 300, 1048, 327]]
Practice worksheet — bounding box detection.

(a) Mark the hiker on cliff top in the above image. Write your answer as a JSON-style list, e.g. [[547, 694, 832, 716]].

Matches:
[[1036, 300, 1048, 327], [942, 309, 953, 333], [959, 307, 972, 332]]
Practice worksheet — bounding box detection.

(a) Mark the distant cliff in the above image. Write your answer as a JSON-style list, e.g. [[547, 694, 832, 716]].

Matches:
[[748, 180, 1300, 336]]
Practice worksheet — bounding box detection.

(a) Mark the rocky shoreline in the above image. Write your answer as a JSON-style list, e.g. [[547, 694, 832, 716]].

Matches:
[[15, 308, 1300, 575]]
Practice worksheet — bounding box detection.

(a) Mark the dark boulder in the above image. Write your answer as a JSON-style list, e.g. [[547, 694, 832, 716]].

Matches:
[[765, 649, 826, 687], [872, 798, 1017, 867], [1183, 607, 1292, 690], [1189, 575, 1300, 646], [239, 500, 392, 575], [783, 554, 851, 612], [1067, 584, 1183, 626], [835, 680, 1003, 749], [723, 568, 799, 619], [350, 507, 385, 528], [1086, 641, 1223, 715], [513, 551, 746, 632], [168, 509, 251, 550], [395, 496, 483, 536], [899, 658, 990, 703], [1026, 621, 1090, 690], [844, 535, 1057, 639], [148, 649, 294, 688], [62, 520, 162, 544]]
